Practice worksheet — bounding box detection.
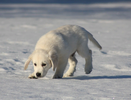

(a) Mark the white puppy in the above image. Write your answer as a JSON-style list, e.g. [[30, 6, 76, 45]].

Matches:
[[24, 25, 102, 79]]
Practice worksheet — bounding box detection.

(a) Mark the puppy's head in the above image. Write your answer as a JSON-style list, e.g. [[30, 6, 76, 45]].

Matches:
[[24, 49, 58, 78]]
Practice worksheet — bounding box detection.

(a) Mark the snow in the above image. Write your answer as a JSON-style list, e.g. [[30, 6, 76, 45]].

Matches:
[[0, 1, 131, 100]]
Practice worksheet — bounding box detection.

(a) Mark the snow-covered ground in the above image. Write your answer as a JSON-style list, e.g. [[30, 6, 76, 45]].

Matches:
[[0, 2, 131, 100]]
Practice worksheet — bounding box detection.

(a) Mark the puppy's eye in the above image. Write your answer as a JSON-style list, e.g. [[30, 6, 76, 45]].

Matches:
[[34, 63, 37, 66], [41, 63, 46, 67]]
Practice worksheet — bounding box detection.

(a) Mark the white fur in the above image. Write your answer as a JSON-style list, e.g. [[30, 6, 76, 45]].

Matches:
[[24, 25, 102, 79]]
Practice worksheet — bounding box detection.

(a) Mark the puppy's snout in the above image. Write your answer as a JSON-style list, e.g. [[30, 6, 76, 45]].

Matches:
[[36, 72, 41, 77]]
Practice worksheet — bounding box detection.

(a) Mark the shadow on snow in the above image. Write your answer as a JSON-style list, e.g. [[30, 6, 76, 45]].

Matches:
[[0, 0, 131, 4], [63, 75, 131, 80]]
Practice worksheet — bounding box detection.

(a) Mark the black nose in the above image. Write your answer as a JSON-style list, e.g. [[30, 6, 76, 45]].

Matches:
[[36, 72, 41, 77]]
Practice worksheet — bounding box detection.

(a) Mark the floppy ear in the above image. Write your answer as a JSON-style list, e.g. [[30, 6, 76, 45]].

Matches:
[[49, 51, 58, 71], [24, 54, 32, 70]]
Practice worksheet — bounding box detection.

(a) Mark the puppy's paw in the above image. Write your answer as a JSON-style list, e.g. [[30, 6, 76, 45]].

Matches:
[[63, 73, 73, 78], [85, 65, 92, 74], [29, 76, 38, 79], [53, 75, 62, 79], [85, 70, 92, 74], [28, 73, 37, 79]]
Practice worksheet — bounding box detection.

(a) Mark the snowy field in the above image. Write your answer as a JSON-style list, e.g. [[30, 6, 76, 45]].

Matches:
[[0, 2, 131, 100]]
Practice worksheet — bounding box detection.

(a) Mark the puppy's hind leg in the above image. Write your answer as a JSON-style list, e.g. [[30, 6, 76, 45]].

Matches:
[[63, 53, 78, 78], [85, 49, 92, 74], [77, 43, 93, 74]]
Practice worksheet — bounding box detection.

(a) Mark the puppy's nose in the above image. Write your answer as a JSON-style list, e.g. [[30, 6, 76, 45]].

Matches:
[[36, 72, 41, 77]]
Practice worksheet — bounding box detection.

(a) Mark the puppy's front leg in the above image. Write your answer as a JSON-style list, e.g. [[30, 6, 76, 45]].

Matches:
[[53, 59, 68, 79], [28, 72, 37, 79]]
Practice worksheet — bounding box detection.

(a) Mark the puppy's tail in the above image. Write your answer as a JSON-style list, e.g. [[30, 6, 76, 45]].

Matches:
[[88, 32, 102, 50]]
